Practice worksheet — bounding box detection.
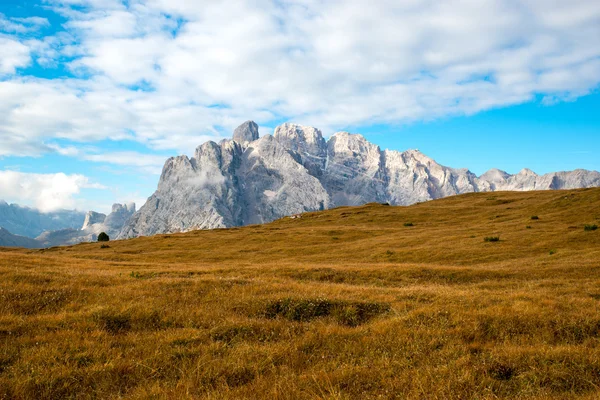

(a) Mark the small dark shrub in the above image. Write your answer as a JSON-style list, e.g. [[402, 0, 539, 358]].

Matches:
[[489, 363, 515, 380], [100, 244, 110, 249], [484, 236, 500, 242], [97, 232, 110, 242], [531, 216, 539, 220], [549, 250, 556, 255], [584, 224, 598, 231], [526, 225, 532, 229], [95, 311, 131, 334], [404, 222, 414, 227], [224, 367, 255, 387]]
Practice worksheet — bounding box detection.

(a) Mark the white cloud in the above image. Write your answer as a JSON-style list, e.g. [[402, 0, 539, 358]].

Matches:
[[0, 14, 49, 33], [82, 151, 168, 174], [0, 37, 31, 74], [0, 0, 598, 158], [0, 170, 105, 212]]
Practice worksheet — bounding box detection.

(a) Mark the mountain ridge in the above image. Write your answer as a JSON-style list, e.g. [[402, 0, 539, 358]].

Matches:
[[0, 202, 86, 238], [118, 121, 600, 238], [0, 203, 135, 248]]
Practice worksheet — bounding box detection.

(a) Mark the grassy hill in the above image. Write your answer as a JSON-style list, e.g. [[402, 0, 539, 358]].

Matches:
[[1, 188, 600, 399]]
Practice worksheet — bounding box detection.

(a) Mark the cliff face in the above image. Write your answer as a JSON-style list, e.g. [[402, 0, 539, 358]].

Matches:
[[119, 121, 600, 238]]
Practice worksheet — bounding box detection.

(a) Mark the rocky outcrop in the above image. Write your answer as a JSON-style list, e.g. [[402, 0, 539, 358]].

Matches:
[[82, 211, 106, 230], [233, 121, 259, 145], [118, 121, 600, 238]]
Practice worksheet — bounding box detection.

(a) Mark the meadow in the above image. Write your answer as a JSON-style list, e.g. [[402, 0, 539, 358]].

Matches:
[[1, 188, 600, 399]]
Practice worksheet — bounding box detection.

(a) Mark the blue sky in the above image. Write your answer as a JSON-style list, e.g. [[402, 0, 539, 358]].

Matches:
[[0, 0, 599, 213]]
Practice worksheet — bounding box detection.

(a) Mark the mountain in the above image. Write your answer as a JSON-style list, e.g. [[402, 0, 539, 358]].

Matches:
[[118, 121, 600, 239], [36, 203, 135, 248], [0, 203, 135, 248], [0, 201, 86, 238], [0, 227, 43, 248]]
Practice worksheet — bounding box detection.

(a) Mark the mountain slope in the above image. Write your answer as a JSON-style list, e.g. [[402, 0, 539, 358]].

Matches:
[[0, 227, 42, 248], [119, 121, 600, 238]]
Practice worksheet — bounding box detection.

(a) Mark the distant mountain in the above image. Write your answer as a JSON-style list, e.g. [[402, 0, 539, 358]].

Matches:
[[118, 121, 600, 238], [0, 227, 42, 248], [0, 203, 135, 249], [35, 203, 135, 248], [0, 202, 86, 238]]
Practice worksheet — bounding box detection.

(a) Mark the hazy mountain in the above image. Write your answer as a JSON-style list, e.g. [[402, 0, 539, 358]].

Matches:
[[118, 121, 600, 238], [36, 203, 135, 248], [0, 203, 135, 249], [0, 202, 86, 238], [0, 227, 42, 248]]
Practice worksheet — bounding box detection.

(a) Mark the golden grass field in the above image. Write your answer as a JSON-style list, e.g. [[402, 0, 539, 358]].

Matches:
[[1, 188, 600, 399]]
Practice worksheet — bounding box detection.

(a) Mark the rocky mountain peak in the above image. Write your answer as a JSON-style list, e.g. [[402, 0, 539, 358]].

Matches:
[[233, 121, 259, 144], [111, 203, 135, 214], [480, 168, 510, 182], [518, 168, 537, 177], [274, 123, 326, 157], [329, 131, 379, 155], [81, 211, 106, 230], [116, 120, 600, 240]]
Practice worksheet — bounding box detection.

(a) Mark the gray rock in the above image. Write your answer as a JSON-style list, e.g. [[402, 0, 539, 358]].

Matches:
[[82, 211, 106, 230], [233, 121, 259, 145], [118, 120, 600, 238]]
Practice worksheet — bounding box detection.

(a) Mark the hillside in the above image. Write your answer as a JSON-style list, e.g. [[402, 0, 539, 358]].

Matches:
[[1, 188, 600, 399]]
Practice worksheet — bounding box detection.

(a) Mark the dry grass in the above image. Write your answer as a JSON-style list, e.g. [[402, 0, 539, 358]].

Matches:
[[1, 188, 600, 399]]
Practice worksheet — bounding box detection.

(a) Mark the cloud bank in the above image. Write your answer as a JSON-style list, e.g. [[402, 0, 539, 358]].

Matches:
[[0, 171, 105, 212], [0, 0, 599, 155]]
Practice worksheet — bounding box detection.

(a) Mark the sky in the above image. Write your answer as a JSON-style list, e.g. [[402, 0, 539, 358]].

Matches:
[[0, 0, 599, 214]]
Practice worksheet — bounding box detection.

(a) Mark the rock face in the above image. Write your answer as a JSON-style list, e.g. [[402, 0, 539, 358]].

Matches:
[[82, 211, 106, 230], [118, 121, 600, 238], [233, 121, 259, 145]]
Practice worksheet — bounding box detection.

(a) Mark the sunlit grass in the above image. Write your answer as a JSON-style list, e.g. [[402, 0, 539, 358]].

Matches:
[[1, 188, 600, 399]]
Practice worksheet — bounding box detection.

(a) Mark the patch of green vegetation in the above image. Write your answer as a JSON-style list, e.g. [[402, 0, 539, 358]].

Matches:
[[403, 222, 414, 227], [584, 224, 598, 231], [263, 298, 390, 326], [531, 216, 539, 220]]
